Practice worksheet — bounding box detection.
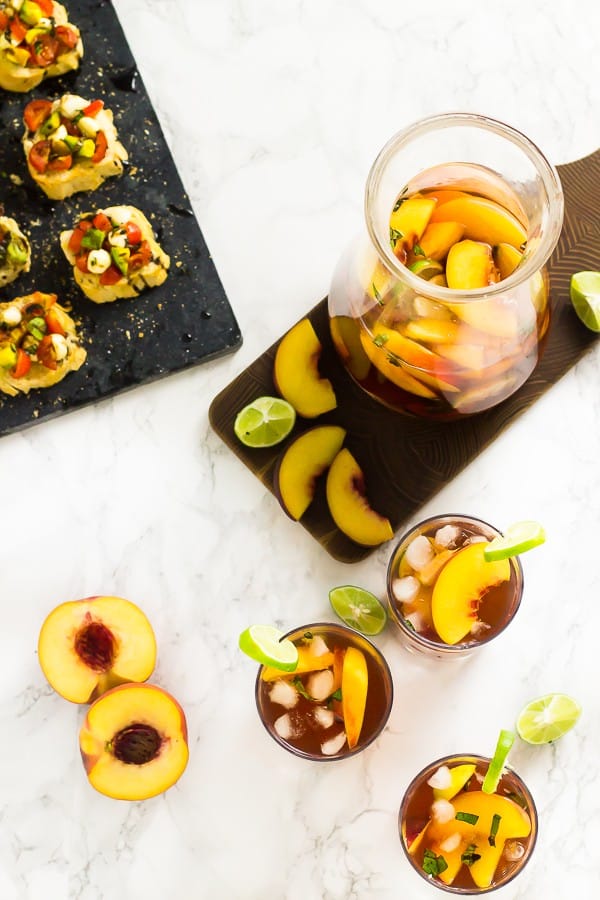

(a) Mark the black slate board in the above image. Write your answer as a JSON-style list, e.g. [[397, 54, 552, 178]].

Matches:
[[0, 0, 241, 436], [209, 149, 600, 563]]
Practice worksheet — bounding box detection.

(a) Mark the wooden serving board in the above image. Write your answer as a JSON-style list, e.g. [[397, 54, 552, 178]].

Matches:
[[0, 0, 241, 438], [209, 148, 600, 564]]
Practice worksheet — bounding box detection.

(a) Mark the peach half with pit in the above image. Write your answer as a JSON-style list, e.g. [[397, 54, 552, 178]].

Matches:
[[79, 683, 189, 800], [326, 448, 393, 546], [273, 318, 337, 418], [273, 424, 346, 520], [38, 596, 157, 703]]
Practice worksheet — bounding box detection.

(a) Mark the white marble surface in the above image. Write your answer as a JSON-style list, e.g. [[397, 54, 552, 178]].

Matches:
[[1, 0, 600, 897]]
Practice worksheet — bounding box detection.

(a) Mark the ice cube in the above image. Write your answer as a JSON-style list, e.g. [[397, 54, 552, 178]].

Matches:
[[503, 840, 525, 862], [427, 765, 452, 789], [440, 832, 461, 853], [309, 635, 330, 657], [273, 713, 294, 740], [392, 575, 420, 603], [470, 620, 491, 636], [313, 706, 335, 729], [467, 535, 487, 544], [430, 799, 455, 824], [434, 524, 460, 548], [404, 535, 435, 571], [405, 611, 425, 633], [269, 679, 299, 709], [320, 731, 347, 756], [307, 669, 335, 701]]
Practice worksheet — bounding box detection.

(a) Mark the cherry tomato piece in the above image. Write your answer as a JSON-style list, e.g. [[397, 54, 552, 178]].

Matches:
[[55, 25, 79, 50], [24, 99, 53, 133], [125, 221, 142, 245], [12, 349, 31, 379], [128, 241, 153, 270], [68, 228, 85, 254], [82, 99, 104, 117], [92, 212, 112, 233], [28, 35, 60, 67], [45, 309, 66, 337], [9, 16, 27, 44], [99, 265, 123, 286], [0, 12, 9, 30], [29, 140, 51, 174], [75, 253, 91, 273], [37, 336, 58, 370], [47, 153, 73, 172], [91, 130, 108, 163], [36, 0, 55, 14]]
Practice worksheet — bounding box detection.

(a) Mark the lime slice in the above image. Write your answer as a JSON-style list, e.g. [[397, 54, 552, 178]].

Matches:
[[408, 258, 444, 280], [238, 625, 298, 671], [329, 585, 387, 635], [516, 693, 582, 745], [234, 396, 296, 448], [482, 729, 515, 794], [570, 271, 600, 332], [483, 520, 546, 561]]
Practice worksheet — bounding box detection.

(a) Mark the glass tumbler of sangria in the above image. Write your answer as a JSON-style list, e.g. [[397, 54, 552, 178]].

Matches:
[[386, 514, 524, 659], [255, 622, 393, 761], [399, 753, 537, 893], [328, 113, 564, 418]]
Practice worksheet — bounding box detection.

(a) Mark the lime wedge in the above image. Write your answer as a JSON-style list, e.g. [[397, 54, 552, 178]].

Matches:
[[570, 271, 600, 332], [234, 396, 296, 448], [238, 625, 298, 671], [408, 258, 444, 280], [482, 729, 515, 794], [329, 585, 387, 635], [516, 693, 582, 745], [483, 520, 545, 561]]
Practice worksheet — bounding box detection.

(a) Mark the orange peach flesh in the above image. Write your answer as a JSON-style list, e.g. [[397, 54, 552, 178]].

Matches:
[[38, 596, 157, 703], [326, 448, 393, 546], [79, 683, 189, 801], [273, 318, 337, 418]]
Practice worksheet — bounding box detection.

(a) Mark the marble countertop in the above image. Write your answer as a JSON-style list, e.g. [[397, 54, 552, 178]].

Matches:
[[1, 0, 600, 898]]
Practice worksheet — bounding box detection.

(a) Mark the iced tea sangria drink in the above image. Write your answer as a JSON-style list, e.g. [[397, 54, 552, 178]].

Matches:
[[255, 623, 393, 760], [328, 114, 563, 418], [399, 754, 537, 893], [387, 515, 523, 658]]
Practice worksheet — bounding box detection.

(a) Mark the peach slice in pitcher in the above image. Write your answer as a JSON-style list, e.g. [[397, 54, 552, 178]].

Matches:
[[390, 197, 437, 260], [430, 195, 528, 249]]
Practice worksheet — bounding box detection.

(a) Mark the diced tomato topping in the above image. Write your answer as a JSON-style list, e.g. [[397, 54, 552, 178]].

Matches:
[[0, 12, 10, 31], [125, 221, 142, 245], [91, 130, 108, 164], [55, 25, 79, 50], [36, 335, 58, 371], [128, 241, 153, 270], [9, 16, 27, 44], [28, 35, 60, 68], [79, 219, 93, 233], [75, 253, 91, 273], [36, 0, 55, 15], [47, 153, 73, 172], [82, 99, 104, 117], [99, 265, 123, 286], [28, 140, 51, 174], [12, 349, 31, 379], [60, 114, 80, 136], [92, 212, 112, 233], [45, 309, 66, 336], [24, 99, 53, 133]]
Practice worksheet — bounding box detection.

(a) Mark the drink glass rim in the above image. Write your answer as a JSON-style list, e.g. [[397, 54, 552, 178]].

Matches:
[[386, 513, 524, 655], [254, 621, 394, 762], [398, 751, 538, 895], [364, 111, 564, 303]]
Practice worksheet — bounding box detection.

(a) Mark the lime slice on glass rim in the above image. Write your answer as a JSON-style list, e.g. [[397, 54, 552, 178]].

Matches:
[[570, 271, 600, 332], [238, 625, 298, 671], [516, 693, 582, 745], [234, 396, 296, 448], [482, 729, 515, 794], [483, 520, 546, 562], [329, 585, 387, 636]]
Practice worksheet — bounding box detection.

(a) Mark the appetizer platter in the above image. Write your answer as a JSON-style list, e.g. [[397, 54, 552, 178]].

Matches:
[[0, 0, 241, 437], [209, 148, 600, 563]]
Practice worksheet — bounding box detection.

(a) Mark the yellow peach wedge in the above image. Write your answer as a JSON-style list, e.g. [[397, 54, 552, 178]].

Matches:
[[431, 543, 510, 644], [432, 764, 476, 801], [415, 221, 466, 262], [430, 195, 528, 249], [273, 318, 337, 418], [274, 425, 346, 520], [446, 240, 500, 290], [79, 683, 189, 801], [261, 645, 335, 682], [341, 646, 368, 749], [38, 596, 157, 704], [390, 197, 437, 259], [493, 242, 523, 279], [326, 448, 393, 546]]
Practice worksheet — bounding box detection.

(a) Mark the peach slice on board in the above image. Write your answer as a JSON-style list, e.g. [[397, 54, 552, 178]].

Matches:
[[446, 240, 500, 290], [430, 196, 528, 249], [273, 318, 337, 418], [341, 646, 368, 749], [273, 425, 346, 520], [326, 448, 394, 546], [38, 596, 157, 703], [79, 683, 189, 801], [431, 543, 510, 644]]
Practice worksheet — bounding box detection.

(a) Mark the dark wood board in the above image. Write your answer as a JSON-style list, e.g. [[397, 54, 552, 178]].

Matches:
[[0, 0, 241, 436], [209, 148, 600, 563]]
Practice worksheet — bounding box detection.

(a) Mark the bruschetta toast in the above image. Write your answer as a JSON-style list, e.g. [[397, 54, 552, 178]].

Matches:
[[0, 214, 31, 287]]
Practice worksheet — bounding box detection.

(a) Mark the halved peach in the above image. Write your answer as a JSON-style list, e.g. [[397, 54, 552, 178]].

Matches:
[[431, 543, 510, 644], [38, 596, 157, 703], [79, 683, 189, 800], [446, 240, 500, 290], [273, 318, 337, 418], [390, 197, 437, 259], [430, 196, 528, 249], [413, 221, 466, 262], [341, 646, 368, 749], [273, 425, 346, 520], [493, 242, 523, 279], [326, 448, 393, 546]]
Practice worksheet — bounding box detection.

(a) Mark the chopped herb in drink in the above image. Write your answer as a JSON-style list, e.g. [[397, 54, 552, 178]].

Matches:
[[390, 227, 403, 247], [422, 848, 448, 877], [330, 688, 342, 701], [488, 813, 501, 846], [413, 244, 425, 257], [373, 333, 389, 348], [455, 811, 479, 825], [292, 677, 310, 699], [461, 843, 481, 867]]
